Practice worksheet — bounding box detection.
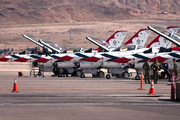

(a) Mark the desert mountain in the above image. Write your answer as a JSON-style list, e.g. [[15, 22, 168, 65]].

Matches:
[[0, 0, 180, 25]]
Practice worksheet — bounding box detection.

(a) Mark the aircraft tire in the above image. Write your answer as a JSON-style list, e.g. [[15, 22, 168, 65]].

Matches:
[[106, 74, 111, 79], [98, 71, 104, 78], [80, 73, 85, 78], [135, 75, 140, 80], [123, 71, 129, 78], [76, 70, 81, 77]]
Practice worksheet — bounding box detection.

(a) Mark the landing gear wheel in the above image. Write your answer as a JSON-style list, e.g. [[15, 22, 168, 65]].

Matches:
[[98, 71, 104, 78], [106, 74, 111, 79], [123, 71, 129, 78], [80, 73, 85, 78], [135, 75, 140, 80], [76, 70, 81, 77]]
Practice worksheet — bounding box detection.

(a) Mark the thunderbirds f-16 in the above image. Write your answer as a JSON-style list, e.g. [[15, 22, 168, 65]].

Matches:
[[0, 26, 180, 79]]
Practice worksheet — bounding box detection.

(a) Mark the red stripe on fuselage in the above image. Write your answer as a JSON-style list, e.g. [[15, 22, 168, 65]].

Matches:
[[112, 57, 131, 63], [57, 55, 73, 61], [81, 56, 100, 62], [150, 56, 168, 63], [14, 57, 29, 62], [34, 58, 49, 63], [0, 57, 9, 61]]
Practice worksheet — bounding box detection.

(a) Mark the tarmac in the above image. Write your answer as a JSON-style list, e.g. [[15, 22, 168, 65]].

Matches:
[[0, 70, 180, 120]]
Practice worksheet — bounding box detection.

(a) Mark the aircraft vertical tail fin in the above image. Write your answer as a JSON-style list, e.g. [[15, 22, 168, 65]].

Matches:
[[124, 29, 151, 46], [146, 35, 161, 48], [106, 31, 127, 48], [93, 31, 127, 51]]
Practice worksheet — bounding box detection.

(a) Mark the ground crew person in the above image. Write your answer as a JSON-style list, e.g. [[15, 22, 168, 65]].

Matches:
[[62, 68, 68, 77], [173, 58, 179, 81], [143, 59, 151, 84], [42, 46, 50, 56], [31, 47, 40, 54], [151, 59, 159, 84]]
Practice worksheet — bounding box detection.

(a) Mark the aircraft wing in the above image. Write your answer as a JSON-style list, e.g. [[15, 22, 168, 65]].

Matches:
[[148, 26, 180, 47], [86, 36, 110, 52]]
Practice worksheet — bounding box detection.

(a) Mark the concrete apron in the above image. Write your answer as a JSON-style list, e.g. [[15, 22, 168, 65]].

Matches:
[[0, 62, 31, 71]]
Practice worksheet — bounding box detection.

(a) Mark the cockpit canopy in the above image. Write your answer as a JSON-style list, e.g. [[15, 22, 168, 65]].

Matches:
[[88, 37, 110, 48], [23, 34, 62, 52], [41, 40, 62, 51], [61, 47, 88, 53], [112, 45, 143, 52], [148, 26, 180, 47]]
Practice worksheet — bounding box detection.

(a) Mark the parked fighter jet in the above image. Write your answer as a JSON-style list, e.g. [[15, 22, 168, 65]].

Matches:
[[22, 34, 90, 76]]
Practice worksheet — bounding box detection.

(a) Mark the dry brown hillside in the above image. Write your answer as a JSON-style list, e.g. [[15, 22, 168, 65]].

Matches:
[[118, 0, 180, 14], [0, 0, 134, 24], [0, 0, 180, 25]]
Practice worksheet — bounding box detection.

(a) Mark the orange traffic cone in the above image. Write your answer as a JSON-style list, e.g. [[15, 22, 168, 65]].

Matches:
[[12, 78, 19, 92], [148, 80, 156, 95]]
